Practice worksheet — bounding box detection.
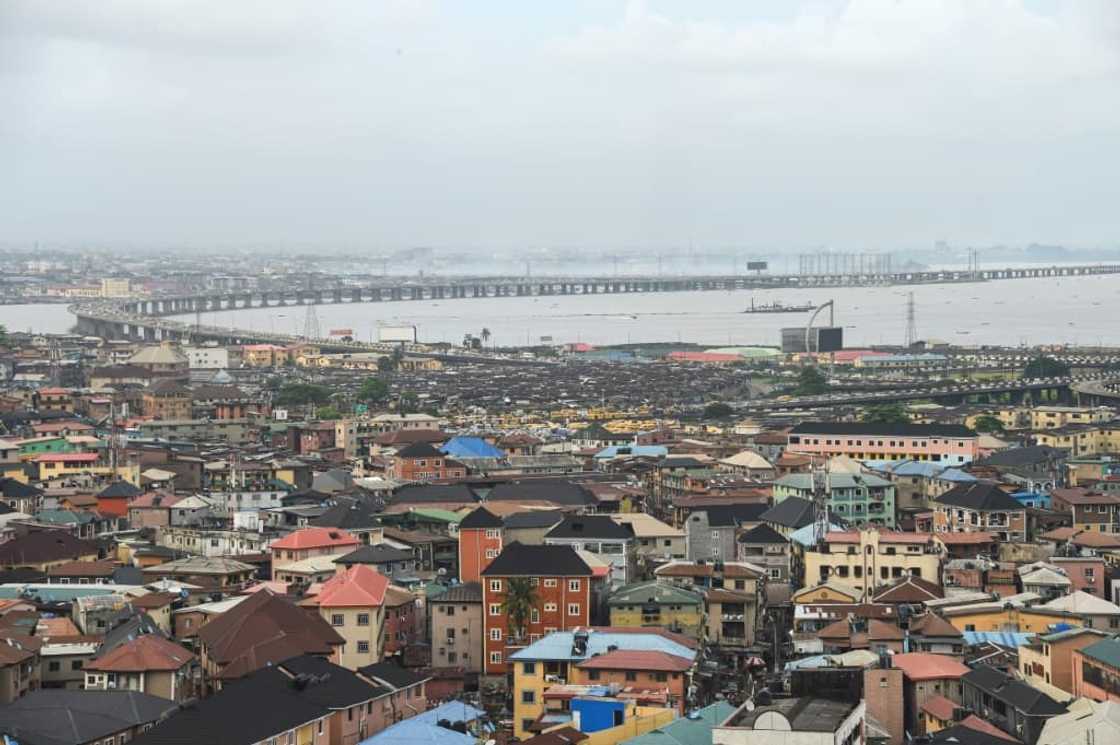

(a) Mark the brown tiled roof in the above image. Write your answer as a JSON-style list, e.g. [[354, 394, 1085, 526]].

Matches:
[[196, 590, 343, 679], [871, 575, 944, 604], [46, 560, 117, 577], [920, 694, 957, 721], [130, 592, 177, 609], [868, 619, 905, 640], [519, 727, 589, 745], [891, 652, 970, 681], [575, 650, 692, 672], [86, 635, 194, 672], [910, 612, 963, 638]]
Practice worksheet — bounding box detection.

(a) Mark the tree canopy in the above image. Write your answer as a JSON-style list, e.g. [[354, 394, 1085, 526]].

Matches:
[[792, 366, 829, 396], [972, 414, 1005, 434], [357, 377, 389, 403], [316, 405, 344, 420], [1023, 355, 1071, 378], [860, 404, 911, 425], [276, 382, 332, 407], [703, 402, 735, 419]]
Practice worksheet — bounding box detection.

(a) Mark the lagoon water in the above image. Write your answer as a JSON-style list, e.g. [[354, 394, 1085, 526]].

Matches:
[[3, 273, 1118, 349]]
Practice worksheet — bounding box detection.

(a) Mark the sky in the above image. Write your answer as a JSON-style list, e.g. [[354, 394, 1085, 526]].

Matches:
[[3, 0, 1120, 252]]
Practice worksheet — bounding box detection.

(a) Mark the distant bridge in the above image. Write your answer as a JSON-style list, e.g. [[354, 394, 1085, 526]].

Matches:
[[114, 262, 1120, 318], [743, 374, 1120, 411]]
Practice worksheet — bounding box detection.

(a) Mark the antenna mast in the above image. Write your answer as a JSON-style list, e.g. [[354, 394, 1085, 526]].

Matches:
[[905, 292, 917, 348]]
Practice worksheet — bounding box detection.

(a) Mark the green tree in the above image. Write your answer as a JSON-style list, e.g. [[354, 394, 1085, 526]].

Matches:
[[357, 377, 390, 403], [317, 405, 344, 420], [860, 404, 911, 425], [397, 392, 419, 414], [792, 366, 829, 396], [276, 383, 332, 406], [1023, 355, 1071, 379], [501, 577, 539, 642], [480, 327, 492, 348], [972, 414, 1005, 434], [703, 402, 735, 419]]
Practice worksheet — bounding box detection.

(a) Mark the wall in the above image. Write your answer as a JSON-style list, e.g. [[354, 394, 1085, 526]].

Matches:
[[319, 605, 383, 670], [430, 599, 483, 673], [864, 668, 904, 745]]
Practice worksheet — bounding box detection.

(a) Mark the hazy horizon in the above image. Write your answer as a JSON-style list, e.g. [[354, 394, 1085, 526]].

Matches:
[[5, 1, 1120, 250]]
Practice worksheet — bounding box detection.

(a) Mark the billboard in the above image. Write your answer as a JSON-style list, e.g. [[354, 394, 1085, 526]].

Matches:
[[378, 325, 417, 343], [329, 328, 354, 337], [746, 261, 768, 271], [781, 326, 844, 353]]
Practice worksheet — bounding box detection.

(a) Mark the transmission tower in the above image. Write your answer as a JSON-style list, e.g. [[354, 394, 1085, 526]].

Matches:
[[303, 303, 320, 341], [905, 292, 917, 348]]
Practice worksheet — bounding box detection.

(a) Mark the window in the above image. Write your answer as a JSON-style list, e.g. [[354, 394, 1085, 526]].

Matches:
[[72, 660, 82, 670], [357, 613, 370, 626], [490, 628, 502, 641], [654, 672, 668, 682], [445, 605, 455, 617], [625, 671, 637, 681], [331, 614, 344, 626], [318, 720, 324, 735], [568, 579, 581, 592], [448, 651, 457, 663], [490, 580, 503, 592], [544, 579, 558, 588], [769, 569, 781, 579], [489, 604, 501, 616], [531, 608, 540, 623], [587, 669, 601, 680], [568, 603, 580, 616], [523, 662, 536, 674], [485, 529, 500, 539], [48, 661, 60, 672], [357, 641, 370, 654], [490, 651, 502, 664], [522, 690, 536, 704], [485, 549, 497, 559]]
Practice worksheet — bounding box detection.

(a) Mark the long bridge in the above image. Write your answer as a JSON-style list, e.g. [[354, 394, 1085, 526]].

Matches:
[[115, 262, 1120, 318], [742, 374, 1120, 411]]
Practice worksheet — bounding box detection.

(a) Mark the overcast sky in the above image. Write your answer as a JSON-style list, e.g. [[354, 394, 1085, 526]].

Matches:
[[4, 0, 1120, 252]]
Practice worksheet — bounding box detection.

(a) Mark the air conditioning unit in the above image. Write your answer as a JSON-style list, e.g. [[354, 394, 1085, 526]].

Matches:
[[545, 675, 560, 683]]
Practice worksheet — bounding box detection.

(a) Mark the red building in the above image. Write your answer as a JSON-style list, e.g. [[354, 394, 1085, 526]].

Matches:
[[480, 544, 593, 675], [458, 507, 504, 583], [382, 585, 420, 657], [387, 443, 467, 481], [299, 422, 337, 454], [95, 480, 142, 518]]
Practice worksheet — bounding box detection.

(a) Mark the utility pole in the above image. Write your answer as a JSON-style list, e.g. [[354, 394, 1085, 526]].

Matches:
[[905, 292, 917, 348]]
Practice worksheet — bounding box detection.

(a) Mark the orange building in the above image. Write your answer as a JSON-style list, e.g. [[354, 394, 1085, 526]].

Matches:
[[480, 544, 593, 675], [458, 507, 504, 583], [571, 649, 693, 713], [270, 527, 360, 580], [387, 443, 467, 482]]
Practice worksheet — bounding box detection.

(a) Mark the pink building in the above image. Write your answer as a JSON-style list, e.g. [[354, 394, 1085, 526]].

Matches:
[[788, 422, 979, 466], [1052, 556, 1108, 596]]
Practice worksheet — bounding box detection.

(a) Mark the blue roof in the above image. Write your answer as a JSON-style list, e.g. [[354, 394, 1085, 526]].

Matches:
[[789, 522, 846, 548], [889, 460, 943, 478], [622, 702, 735, 745], [509, 630, 696, 663], [0, 586, 120, 602], [937, 468, 977, 483], [441, 436, 505, 460], [359, 702, 485, 745], [595, 445, 669, 459], [962, 631, 1036, 648]]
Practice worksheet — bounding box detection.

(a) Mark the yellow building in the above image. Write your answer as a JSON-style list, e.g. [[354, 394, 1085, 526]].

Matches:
[[803, 530, 942, 598], [1034, 423, 1120, 457], [100, 277, 131, 297], [1030, 406, 1116, 431], [607, 580, 705, 638], [942, 604, 1080, 634], [35, 453, 140, 486]]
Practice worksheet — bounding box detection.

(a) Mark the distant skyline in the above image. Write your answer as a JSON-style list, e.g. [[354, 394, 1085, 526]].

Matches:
[[4, 1, 1120, 250]]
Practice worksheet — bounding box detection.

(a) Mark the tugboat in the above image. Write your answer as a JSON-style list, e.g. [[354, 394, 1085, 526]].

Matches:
[[742, 299, 815, 314]]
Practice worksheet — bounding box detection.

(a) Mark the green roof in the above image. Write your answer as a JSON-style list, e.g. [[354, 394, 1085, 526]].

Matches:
[[622, 702, 735, 745], [607, 579, 703, 607], [408, 508, 463, 524], [1081, 637, 1120, 670]]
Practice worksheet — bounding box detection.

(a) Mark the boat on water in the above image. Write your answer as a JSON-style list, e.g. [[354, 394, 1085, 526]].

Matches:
[[742, 299, 815, 314]]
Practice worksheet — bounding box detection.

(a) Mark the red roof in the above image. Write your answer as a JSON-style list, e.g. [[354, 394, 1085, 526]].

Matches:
[[36, 452, 100, 463], [85, 635, 194, 672], [575, 650, 693, 672], [937, 531, 997, 545], [128, 491, 183, 508], [666, 352, 741, 363], [920, 694, 957, 721], [892, 652, 970, 681], [270, 527, 360, 551], [958, 715, 1020, 742], [312, 564, 389, 608]]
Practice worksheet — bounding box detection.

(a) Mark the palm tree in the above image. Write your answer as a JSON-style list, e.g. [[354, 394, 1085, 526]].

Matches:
[[480, 327, 492, 349], [500, 577, 538, 643]]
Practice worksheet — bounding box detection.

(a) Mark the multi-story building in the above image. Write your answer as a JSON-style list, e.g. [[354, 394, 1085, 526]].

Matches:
[[773, 471, 897, 528], [301, 564, 389, 670], [607, 580, 705, 638], [1050, 487, 1120, 533], [684, 504, 768, 562], [457, 507, 504, 583], [609, 513, 686, 564], [1020, 627, 1109, 696], [933, 482, 1029, 542], [508, 628, 696, 739], [962, 665, 1067, 745], [480, 544, 594, 675], [1030, 406, 1116, 430], [386, 442, 467, 481], [269, 527, 360, 581], [787, 422, 978, 465], [1073, 635, 1120, 703], [543, 515, 635, 584], [429, 582, 483, 673], [803, 530, 941, 598], [735, 524, 791, 582]]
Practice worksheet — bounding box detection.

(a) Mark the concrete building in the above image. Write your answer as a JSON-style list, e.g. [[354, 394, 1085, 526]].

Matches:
[[787, 422, 978, 465], [803, 530, 940, 598], [429, 582, 483, 673], [774, 471, 896, 529]]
